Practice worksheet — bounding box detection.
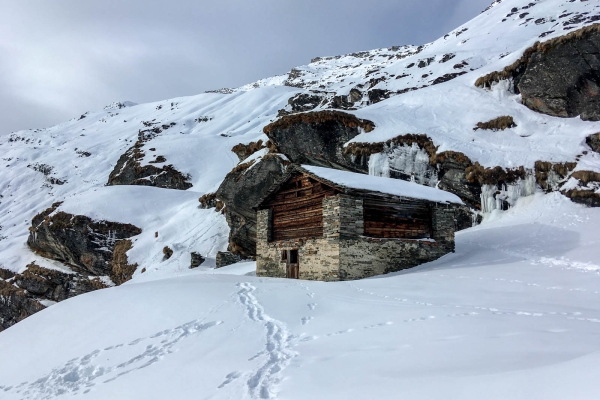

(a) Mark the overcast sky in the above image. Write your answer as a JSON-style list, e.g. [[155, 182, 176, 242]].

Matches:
[[0, 0, 493, 135]]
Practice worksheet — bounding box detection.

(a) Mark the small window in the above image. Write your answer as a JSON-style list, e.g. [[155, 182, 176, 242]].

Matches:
[[281, 250, 287, 261], [289, 250, 298, 264]]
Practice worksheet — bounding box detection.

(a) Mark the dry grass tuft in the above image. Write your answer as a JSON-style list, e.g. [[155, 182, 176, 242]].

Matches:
[[474, 116, 517, 131]]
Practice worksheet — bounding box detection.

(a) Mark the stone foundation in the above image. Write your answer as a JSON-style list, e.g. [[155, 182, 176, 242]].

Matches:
[[256, 194, 456, 281]]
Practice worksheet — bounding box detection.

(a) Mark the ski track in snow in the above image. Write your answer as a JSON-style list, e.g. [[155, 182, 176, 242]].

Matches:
[[228, 282, 297, 399], [1, 319, 223, 400]]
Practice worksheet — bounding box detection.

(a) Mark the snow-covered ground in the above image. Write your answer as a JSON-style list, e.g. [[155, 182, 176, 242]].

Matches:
[[1, 193, 600, 400]]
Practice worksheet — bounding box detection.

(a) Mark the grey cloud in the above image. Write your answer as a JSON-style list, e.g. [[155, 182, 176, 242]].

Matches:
[[0, 0, 493, 135]]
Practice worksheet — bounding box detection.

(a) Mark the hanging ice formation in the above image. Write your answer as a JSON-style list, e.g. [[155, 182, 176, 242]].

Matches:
[[480, 174, 536, 213], [368, 143, 438, 187]]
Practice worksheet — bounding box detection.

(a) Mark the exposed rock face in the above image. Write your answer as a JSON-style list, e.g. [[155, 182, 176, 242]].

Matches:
[[15, 263, 107, 302], [216, 252, 242, 269], [0, 280, 45, 331], [280, 93, 325, 116], [587, 132, 600, 153], [519, 28, 600, 120], [0, 262, 107, 331], [476, 25, 600, 121], [263, 111, 375, 171], [107, 144, 192, 189], [436, 151, 483, 209], [216, 154, 289, 257], [27, 203, 142, 276]]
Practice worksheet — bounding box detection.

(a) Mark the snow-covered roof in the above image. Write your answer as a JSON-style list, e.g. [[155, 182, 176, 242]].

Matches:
[[301, 165, 463, 205]]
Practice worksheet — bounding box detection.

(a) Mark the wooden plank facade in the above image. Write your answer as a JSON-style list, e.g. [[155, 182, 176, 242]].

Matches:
[[262, 173, 338, 241], [363, 198, 432, 239], [261, 172, 434, 241]]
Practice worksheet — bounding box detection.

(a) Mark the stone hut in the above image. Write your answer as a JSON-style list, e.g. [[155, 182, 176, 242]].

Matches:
[[255, 165, 463, 281]]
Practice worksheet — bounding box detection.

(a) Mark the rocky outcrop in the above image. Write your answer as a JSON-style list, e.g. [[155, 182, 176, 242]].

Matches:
[[0, 280, 45, 331], [107, 121, 192, 189], [263, 111, 375, 171], [15, 262, 107, 302], [107, 144, 192, 189], [562, 170, 600, 207], [0, 262, 107, 331], [216, 154, 289, 258], [476, 25, 600, 121], [587, 132, 600, 153], [27, 202, 142, 276], [436, 151, 483, 209], [278, 93, 325, 116], [231, 140, 267, 162]]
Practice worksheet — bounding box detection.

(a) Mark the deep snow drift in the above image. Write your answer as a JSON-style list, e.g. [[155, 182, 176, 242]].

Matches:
[[1, 194, 600, 400]]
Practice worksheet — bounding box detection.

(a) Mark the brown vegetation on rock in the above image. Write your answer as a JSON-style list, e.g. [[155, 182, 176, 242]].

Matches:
[[435, 151, 473, 167], [344, 134, 439, 163], [198, 192, 225, 212], [465, 162, 526, 185], [110, 239, 138, 285], [231, 140, 266, 161], [535, 161, 577, 191], [474, 116, 517, 131], [225, 160, 256, 182], [570, 170, 600, 184], [264, 110, 375, 135], [163, 246, 173, 260]]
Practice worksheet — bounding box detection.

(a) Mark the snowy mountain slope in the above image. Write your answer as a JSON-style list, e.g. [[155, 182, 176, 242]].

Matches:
[[0, 0, 596, 318], [0, 86, 301, 275], [236, 0, 600, 107], [0, 0, 596, 285], [1, 194, 600, 400]]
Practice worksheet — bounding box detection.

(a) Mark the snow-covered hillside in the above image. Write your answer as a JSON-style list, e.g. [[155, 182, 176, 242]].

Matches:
[[1, 0, 600, 397], [2, 194, 600, 400]]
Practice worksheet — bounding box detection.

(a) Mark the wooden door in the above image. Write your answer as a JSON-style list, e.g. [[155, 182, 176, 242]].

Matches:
[[285, 250, 299, 279]]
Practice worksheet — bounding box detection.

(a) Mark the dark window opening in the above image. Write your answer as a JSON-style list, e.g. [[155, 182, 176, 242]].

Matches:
[[281, 250, 287, 261], [289, 250, 298, 264]]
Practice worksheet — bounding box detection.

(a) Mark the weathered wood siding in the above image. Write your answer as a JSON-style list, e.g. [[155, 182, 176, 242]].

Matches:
[[363, 198, 432, 239], [264, 174, 337, 241]]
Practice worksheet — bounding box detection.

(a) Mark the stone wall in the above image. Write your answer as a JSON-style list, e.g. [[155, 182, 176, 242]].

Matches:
[[256, 194, 456, 281], [256, 208, 341, 281], [339, 237, 448, 280]]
